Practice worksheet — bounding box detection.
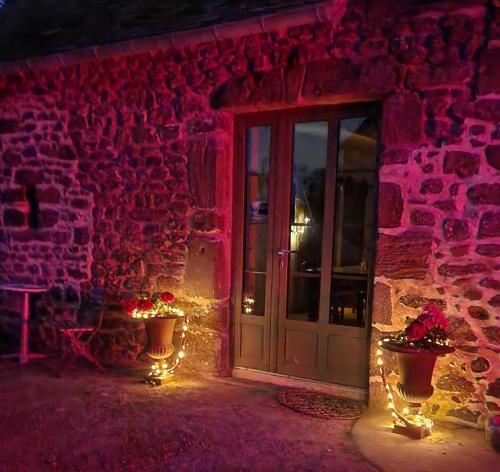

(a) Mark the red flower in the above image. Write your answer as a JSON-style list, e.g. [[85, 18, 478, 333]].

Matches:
[[419, 313, 436, 330], [405, 321, 428, 341], [436, 315, 448, 330], [420, 304, 448, 330], [137, 299, 154, 312], [120, 298, 138, 316], [160, 292, 175, 303]]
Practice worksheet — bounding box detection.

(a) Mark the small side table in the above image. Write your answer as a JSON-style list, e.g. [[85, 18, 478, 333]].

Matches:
[[0, 283, 49, 364]]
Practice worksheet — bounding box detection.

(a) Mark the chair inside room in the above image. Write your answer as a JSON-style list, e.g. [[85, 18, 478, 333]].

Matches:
[[55, 306, 105, 376]]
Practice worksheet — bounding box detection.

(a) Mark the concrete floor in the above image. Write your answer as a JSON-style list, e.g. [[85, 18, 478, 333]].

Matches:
[[0, 361, 376, 472], [352, 410, 497, 472], [0, 361, 496, 472]]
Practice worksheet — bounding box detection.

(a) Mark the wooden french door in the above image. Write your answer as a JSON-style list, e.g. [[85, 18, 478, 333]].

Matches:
[[232, 103, 379, 389]]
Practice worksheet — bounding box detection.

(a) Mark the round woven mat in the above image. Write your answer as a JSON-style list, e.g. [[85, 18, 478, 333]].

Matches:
[[277, 388, 364, 419]]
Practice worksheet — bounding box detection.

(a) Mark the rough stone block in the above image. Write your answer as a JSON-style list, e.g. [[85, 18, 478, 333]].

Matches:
[[375, 230, 432, 279], [0, 187, 25, 203], [37, 187, 61, 203], [467, 183, 500, 205], [284, 65, 305, 103], [410, 209, 435, 226], [14, 169, 44, 185], [450, 245, 468, 257], [479, 277, 500, 290], [437, 372, 475, 393], [399, 296, 446, 309], [471, 357, 490, 373], [420, 178, 443, 195], [0, 119, 20, 134], [381, 92, 423, 146], [371, 283, 392, 325], [483, 326, 500, 345], [467, 306, 489, 320], [39, 209, 59, 228], [58, 145, 77, 160], [407, 62, 472, 89], [359, 57, 399, 95], [446, 408, 480, 424], [183, 237, 229, 300], [3, 209, 25, 227], [485, 144, 500, 170], [486, 379, 499, 398], [443, 151, 479, 178], [378, 182, 403, 228], [380, 149, 409, 165], [438, 263, 487, 277], [188, 138, 216, 208], [302, 59, 362, 98], [74, 227, 90, 245], [488, 295, 500, 309], [478, 48, 500, 95], [478, 211, 500, 238], [461, 99, 500, 122], [476, 244, 500, 257], [442, 219, 470, 241], [447, 317, 477, 343]]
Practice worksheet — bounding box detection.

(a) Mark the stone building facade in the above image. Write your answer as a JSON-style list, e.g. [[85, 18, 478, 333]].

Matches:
[[0, 0, 498, 427]]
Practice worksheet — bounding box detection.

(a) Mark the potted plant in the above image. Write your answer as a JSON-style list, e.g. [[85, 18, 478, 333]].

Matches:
[[382, 304, 454, 404], [380, 304, 454, 438], [120, 292, 187, 383]]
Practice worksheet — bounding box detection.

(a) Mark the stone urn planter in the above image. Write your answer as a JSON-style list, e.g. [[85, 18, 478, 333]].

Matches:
[[120, 292, 188, 384], [383, 340, 454, 406], [378, 303, 454, 439], [144, 316, 178, 361]]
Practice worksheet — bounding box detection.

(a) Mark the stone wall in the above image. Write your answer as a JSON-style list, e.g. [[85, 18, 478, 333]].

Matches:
[[0, 0, 498, 427]]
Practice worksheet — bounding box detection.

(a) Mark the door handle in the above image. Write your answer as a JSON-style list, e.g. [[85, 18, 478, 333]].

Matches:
[[276, 249, 297, 269], [276, 249, 297, 255]]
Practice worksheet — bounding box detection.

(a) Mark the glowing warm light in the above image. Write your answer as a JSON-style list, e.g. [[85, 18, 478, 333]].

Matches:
[[243, 295, 255, 314], [131, 305, 185, 319], [377, 338, 433, 435], [148, 315, 189, 380]]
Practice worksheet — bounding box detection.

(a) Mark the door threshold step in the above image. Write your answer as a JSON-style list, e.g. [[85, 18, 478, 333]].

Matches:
[[232, 367, 367, 402]]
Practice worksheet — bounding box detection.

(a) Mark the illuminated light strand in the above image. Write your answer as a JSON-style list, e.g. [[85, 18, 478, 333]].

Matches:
[[149, 314, 189, 379], [377, 339, 433, 432], [243, 295, 255, 314], [132, 305, 185, 319]]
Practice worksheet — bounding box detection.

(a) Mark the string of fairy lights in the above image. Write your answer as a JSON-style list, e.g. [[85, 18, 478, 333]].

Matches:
[[377, 338, 434, 431], [149, 313, 189, 379]]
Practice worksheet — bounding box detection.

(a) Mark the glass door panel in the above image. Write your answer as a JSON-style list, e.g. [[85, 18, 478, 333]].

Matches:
[[330, 117, 377, 327], [287, 122, 328, 322], [234, 104, 379, 388], [242, 126, 271, 317]]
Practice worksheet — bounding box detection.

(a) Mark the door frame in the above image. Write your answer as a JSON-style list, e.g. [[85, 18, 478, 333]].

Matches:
[[231, 102, 381, 390]]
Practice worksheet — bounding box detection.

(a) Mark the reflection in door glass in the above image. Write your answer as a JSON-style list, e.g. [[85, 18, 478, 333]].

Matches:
[[287, 122, 328, 322], [242, 126, 270, 316], [330, 117, 377, 327]]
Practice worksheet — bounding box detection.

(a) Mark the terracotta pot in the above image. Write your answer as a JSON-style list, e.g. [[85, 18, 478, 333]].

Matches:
[[383, 341, 454, 405], [395, 351, 438, 403], [144, 316, 177, 360]]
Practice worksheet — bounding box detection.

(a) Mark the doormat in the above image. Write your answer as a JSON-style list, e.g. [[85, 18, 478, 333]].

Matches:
[[277, 388, 364, 419]]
